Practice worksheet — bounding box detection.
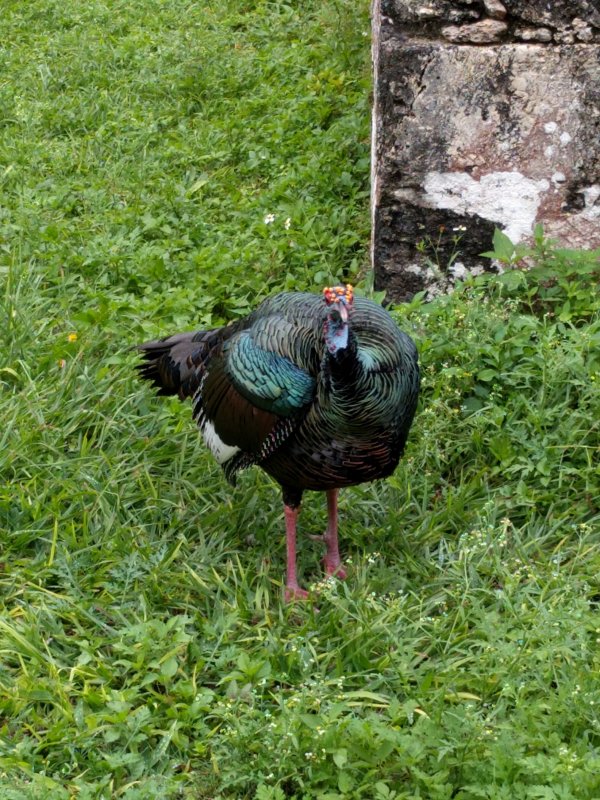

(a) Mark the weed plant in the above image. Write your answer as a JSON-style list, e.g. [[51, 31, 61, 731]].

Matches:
[[1, 1, 600, 798]]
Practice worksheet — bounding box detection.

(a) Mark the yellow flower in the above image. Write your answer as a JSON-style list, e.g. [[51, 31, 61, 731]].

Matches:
[[68, 332, 78, 342]]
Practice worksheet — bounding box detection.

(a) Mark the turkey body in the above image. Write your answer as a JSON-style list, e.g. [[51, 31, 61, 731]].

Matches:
[[135, 288, 420, 599], [253, 294, 418, 504]]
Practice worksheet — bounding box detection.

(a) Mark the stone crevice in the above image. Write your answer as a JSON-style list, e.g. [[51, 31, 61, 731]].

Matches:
[[406, 53, 436, 116]]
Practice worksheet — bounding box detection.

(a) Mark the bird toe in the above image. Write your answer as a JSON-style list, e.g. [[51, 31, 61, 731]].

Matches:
[[284, 585, 310, 602], [323, 558, 347, 580]]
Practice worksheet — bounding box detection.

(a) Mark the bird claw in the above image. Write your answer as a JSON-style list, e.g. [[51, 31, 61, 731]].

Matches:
[[285, 585, 310, 602], [323, 558, 347, 580]]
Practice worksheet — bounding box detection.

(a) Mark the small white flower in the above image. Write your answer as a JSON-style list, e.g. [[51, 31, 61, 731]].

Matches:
[[264, 213, 276, 224], [284, 217, 291, 230]]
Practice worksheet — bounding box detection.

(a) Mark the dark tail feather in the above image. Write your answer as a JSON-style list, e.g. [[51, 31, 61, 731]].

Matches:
[[135, 332, 204, 399]]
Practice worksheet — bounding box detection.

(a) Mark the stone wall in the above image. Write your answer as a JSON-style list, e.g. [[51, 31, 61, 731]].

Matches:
[[371, 0, 600, 300]]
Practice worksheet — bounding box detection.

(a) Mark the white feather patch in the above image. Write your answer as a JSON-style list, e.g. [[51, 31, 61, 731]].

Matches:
[[201, 419, 240, 464]]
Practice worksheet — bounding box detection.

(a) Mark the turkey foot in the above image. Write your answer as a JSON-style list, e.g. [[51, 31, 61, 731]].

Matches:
[[285, 584, 310, 602], [323, 555, 347, 580], [306, 532, 347, 577]]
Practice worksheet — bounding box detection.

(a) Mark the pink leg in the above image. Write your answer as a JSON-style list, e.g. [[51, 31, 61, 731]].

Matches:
[[322, 489, 347, 579], [284, 505, 309, 602]]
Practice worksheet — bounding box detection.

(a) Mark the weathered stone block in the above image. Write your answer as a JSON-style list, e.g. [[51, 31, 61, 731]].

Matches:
[[442, 20, 508, 43], [372, 0, 600, 300]]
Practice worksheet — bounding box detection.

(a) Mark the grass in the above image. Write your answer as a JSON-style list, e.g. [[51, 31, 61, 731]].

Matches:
[[1, 0, 600, 798]]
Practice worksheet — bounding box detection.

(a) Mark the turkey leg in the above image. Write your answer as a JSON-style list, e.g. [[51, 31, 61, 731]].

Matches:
[[321, 489, 347, 579], [284, 505, 309, 602]]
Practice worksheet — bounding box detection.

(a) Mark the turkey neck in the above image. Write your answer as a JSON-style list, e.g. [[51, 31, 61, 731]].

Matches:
[[321, 327, 366, 408]]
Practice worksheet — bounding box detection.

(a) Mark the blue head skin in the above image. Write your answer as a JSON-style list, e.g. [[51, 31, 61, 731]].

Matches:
[[323, 285, 354, 355]]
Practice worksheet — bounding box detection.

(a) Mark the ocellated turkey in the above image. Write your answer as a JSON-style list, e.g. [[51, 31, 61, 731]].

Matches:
[[135, 285, 420, 600]]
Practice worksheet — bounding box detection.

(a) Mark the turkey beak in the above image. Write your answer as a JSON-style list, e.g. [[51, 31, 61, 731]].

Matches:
[[338, 303, 349, 323]]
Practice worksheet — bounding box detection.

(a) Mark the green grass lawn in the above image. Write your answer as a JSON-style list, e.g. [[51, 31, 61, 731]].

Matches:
[[1, 1, 600, 798]]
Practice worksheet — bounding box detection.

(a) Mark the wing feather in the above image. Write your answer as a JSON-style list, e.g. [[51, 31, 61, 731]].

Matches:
[[195, 358, 280, 454], [223, 329, 315, 417]]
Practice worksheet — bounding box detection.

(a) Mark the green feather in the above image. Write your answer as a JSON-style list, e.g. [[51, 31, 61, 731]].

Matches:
[[224, 330, 315, 416]]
